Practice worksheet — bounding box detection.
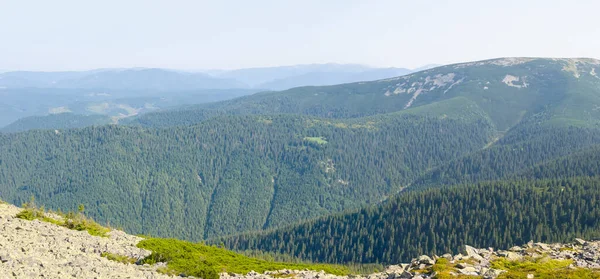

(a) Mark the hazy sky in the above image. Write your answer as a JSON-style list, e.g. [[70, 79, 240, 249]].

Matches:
[[1, 0, 599, 71]]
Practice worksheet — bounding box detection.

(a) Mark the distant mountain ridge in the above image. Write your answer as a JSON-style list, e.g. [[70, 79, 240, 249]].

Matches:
[[208, 64, 413, 90], [0, 63, 423, 129], [0, 69, 245, 90], [0, 63, 424, 91], [130, 57, 600, 131]]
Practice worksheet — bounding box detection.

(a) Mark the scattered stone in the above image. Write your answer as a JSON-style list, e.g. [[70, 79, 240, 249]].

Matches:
[[508, 246, 523, 252], [458, 266, 478, 276], [417, 255, 434, 265], [465, 245, 485, 261], [456, 262, 472, 269], [533, 242, 550, 251], [0, 203, 176, 278], [483, 268, 505, 279], [500, 251, 522, 261]]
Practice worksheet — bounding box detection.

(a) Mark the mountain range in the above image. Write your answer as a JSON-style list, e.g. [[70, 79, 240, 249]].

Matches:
[[1, 57, 600, 264], [129, 57, 600, 131], [0, 64, 425, 129]]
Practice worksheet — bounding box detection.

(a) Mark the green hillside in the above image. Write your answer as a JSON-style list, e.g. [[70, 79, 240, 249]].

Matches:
[[129, 58, 600, 131], [218, 176, 600, 264], [512, 145, 600, 180], [0, 104, 492, 240], [410, 121, 600, 189]]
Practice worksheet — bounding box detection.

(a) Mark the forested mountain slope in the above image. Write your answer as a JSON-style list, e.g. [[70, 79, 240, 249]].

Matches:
[[219, 176, 600, 264], [129, 58, 600, 131], [2, 57, 600, 250], [410, 121, 600, 189], [0, 103, 493, 240], [512, 145, 600, 180]]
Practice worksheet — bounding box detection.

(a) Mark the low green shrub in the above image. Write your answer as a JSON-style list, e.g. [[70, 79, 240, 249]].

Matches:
[[15, 198, 109, 237], [137, 238, 350, 278], [63, 217, 110, 237], [101, 252, 136, 265]]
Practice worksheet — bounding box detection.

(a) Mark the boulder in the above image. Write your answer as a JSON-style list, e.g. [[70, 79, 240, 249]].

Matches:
[[509, 246, 523, 252], [499, 251, 522, 261], [456, 262, 473, 269], [465, 245, 484, 261], [385, 265, 404, 274], [458, 266, 478, 276], [398, 271, 413, 279], [533, 242, 550, 251], [483, 268, 506, 279], [417, 255, 435, 265]]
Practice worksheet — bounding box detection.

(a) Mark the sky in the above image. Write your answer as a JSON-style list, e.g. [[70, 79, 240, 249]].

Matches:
[[1, 0, 599, 71]]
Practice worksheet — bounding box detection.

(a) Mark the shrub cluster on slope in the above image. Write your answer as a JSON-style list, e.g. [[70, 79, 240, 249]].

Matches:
[[16, 198, 109, 237], [137, 238, 351, 278]]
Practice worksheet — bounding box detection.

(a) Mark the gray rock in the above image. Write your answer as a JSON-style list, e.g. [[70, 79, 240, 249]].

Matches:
[[0, 203, 179, 278], [417, 255, 434, 265], [456, 262, 472, 269], [465, 245, 484, 261], [385, 264, 404, 274], [458, 266, 478, 276], [509, 252, 523, 261], [533, 242, 550, 251], [0, 253, 11, 263], [441, 253, 452, 260], [483, 268, 506, 279]]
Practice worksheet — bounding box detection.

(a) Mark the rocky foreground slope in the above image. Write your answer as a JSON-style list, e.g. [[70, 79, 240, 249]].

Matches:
[[1, 202, 600, 278], [0, 203, 176, 278]]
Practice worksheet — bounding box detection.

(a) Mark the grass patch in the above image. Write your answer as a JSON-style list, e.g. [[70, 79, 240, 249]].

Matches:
[[303, 136, 328, 145], [15, 198, 109, 237], [137, 238, 351, 278], [492, 257, 600, 278], [101, 252, 137, 264]]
